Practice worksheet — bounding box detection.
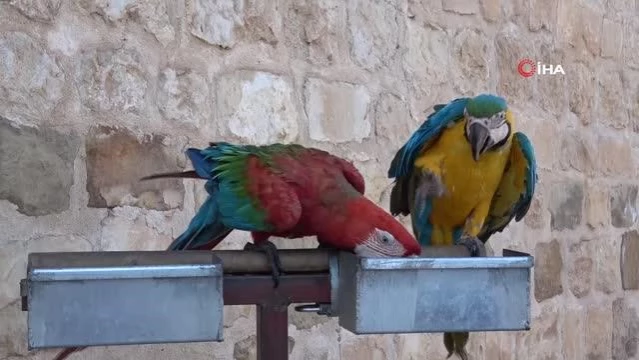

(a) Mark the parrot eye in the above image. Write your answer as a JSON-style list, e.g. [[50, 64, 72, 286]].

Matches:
[[382, 235, 390, 243]]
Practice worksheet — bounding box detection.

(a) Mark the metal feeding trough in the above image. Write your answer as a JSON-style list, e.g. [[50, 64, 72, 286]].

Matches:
[[322, 248, 534, 334], [21, 251, 224, 349]]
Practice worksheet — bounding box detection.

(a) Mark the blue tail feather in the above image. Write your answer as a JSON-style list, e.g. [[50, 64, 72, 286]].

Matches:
[[167, 183, 232, 250]]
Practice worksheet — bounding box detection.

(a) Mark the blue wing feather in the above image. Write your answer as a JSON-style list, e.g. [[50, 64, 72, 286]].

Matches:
[[388, 97, 470, 179], [513, 132, 537, 221]]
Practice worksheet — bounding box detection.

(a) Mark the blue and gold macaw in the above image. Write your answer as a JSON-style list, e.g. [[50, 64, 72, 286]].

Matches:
[[387, 94, 537, 360]]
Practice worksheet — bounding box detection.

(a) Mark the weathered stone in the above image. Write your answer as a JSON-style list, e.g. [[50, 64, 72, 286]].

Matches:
[[568, 62, 595, 122], [290, 308, 332, 330], [537, 43, 567, 115], [562, 309, 584, 360], [624, 70, 639, 133], [233, 335, 257, 360], [585, 182, 609, 229], [157, 68, 212, 128], [558, 130, 596, 174], [612, 298, 639, 360], [348, 0, 400, 70], [190, 0, 244, 48], [557, 2, 603, 56], [516, 304, 561, 357], [403, 24, 452, 117], [85, 126, 184, 210], [452, 28, 490, 94], [585, 307, 613, 360], [0, 32, 65, 123], [341, 334, 391, 360], [284, 0, 345, 66], [0, 119, 80, 216], [597, 135, 634, 176], [496, 25, 533, 102], [524, 197, 548, 229], [621, 230, 639, 290], [76, 47, 148, 114], [623, 19, 639, 70], [594, 235, 621, 294], [598, 70, 628, 129], [9, 0, 61, 22], [374, 92, 413, 146], [609, 184, 638, 228], [534, 240, 563, 302], [567, 239, 593, 298], [479, 0, 501, 22], [443, 0, 479, 14], [601, 18, 624, 58], [529, 0, 556, 32], [217, 71, 298, 145], [549, 180, 583, 231], [305, 78, 371, 143]]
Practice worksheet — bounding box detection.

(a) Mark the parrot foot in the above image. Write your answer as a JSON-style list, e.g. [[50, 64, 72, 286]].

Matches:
[[458, 235, 486, 257], [244, 241, 284, 288]]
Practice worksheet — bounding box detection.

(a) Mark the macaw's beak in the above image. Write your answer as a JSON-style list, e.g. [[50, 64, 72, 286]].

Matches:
[[468, 122, 491, 162]]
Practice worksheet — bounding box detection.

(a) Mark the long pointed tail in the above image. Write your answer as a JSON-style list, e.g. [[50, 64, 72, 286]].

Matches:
[[443, 331, 470, 360]]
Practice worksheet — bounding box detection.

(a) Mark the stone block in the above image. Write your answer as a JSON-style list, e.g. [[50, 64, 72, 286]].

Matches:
[[9, 0, 61, 22], [495, 25, 533, 102], [568, 63, 596, 123], [452, 28, 490, 94], [549, 180, 583, 231], [0, 32, 65, 123], [348, 0, 401, 70], [443, 0, 479, 14], [568, 239, 593, 298], [529, 0, 556, 32], [597, 70, 629, 129], [0, 118, 80, 216], [534, 239, 563, 302], [585, 182, 610, 229], [612, 298, 639, 360], [76, 47, 148, 114], [157, 68, 212, 128], [585, 306, 613, 360], [217, 71, 299, 145], [190, 0, 244, 48], [609, 184, 638, 228], [621, 230, 639, 290], [601, 18, 624, 58], [479, 0, 501, 22], [597, 135, 634, 176], [85, 126, 184, 210], [305, 78, 371, 143]]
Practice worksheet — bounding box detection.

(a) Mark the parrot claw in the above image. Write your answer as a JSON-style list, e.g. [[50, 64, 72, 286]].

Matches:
[[244, 241, 283, 288], [458, 236, 486, 258]]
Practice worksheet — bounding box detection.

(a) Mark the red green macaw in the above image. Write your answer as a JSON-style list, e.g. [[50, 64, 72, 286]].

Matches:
[[53, 141, 421, 360], [387, 94, 538, 360]]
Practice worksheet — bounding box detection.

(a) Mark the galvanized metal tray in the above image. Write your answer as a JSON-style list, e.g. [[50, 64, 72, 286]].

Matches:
[[332, 249, 533, 334], [21, 251, 224, 349]]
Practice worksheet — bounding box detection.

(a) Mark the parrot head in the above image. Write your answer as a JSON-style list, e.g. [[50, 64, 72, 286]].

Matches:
[[463, 94, 513, 161], [344, 198, 422, 257]]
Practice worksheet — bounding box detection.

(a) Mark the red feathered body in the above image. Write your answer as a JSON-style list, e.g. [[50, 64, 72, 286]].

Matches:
[[243, 147, 420, 256]]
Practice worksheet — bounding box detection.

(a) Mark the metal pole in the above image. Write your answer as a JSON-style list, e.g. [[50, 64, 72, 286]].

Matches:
[[256, 303, 289, 360]]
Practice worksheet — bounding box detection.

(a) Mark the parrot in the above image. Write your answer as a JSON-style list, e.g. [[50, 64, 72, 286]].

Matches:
[[387, 94, 537, 360], [52, 141, 422, 360]]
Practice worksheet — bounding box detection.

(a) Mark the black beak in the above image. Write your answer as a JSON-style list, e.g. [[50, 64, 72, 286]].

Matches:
[[468, 122, 491, 162]]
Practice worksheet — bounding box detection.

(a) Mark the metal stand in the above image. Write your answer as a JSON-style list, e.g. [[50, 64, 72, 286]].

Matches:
[[218, 249, 333, 360]]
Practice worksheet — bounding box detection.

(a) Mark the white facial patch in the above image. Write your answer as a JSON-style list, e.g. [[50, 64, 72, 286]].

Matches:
[[490, 123, 510, 143], [353, 229, 405, 257]]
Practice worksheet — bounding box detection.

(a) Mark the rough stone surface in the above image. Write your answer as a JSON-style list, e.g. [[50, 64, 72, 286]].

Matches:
[[157, 68, 212, 128], [534, 240, 563, 302], [612, 298, 639, 360], [621, 230, 639, 290], [85, 126, 184, 210], [0, 1, 637, 359], [0, 118, 80, 216], [218, 71, 299, 145], [0, 32, 65, 124], [9, 0, 61, 22], [305, 78, 371, 143], [348, 0, 400, 70], [610, 184, 638, 228], [76, 47, 148, 114], [190, 0, 244, 48], [549, 181, 584, 231]]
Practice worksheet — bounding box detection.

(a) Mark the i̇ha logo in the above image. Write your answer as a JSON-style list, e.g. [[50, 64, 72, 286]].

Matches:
[[517, 58, 565, 77]]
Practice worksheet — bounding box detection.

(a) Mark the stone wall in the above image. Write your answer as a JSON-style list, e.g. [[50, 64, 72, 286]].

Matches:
[[1, 0, 638, 359]]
